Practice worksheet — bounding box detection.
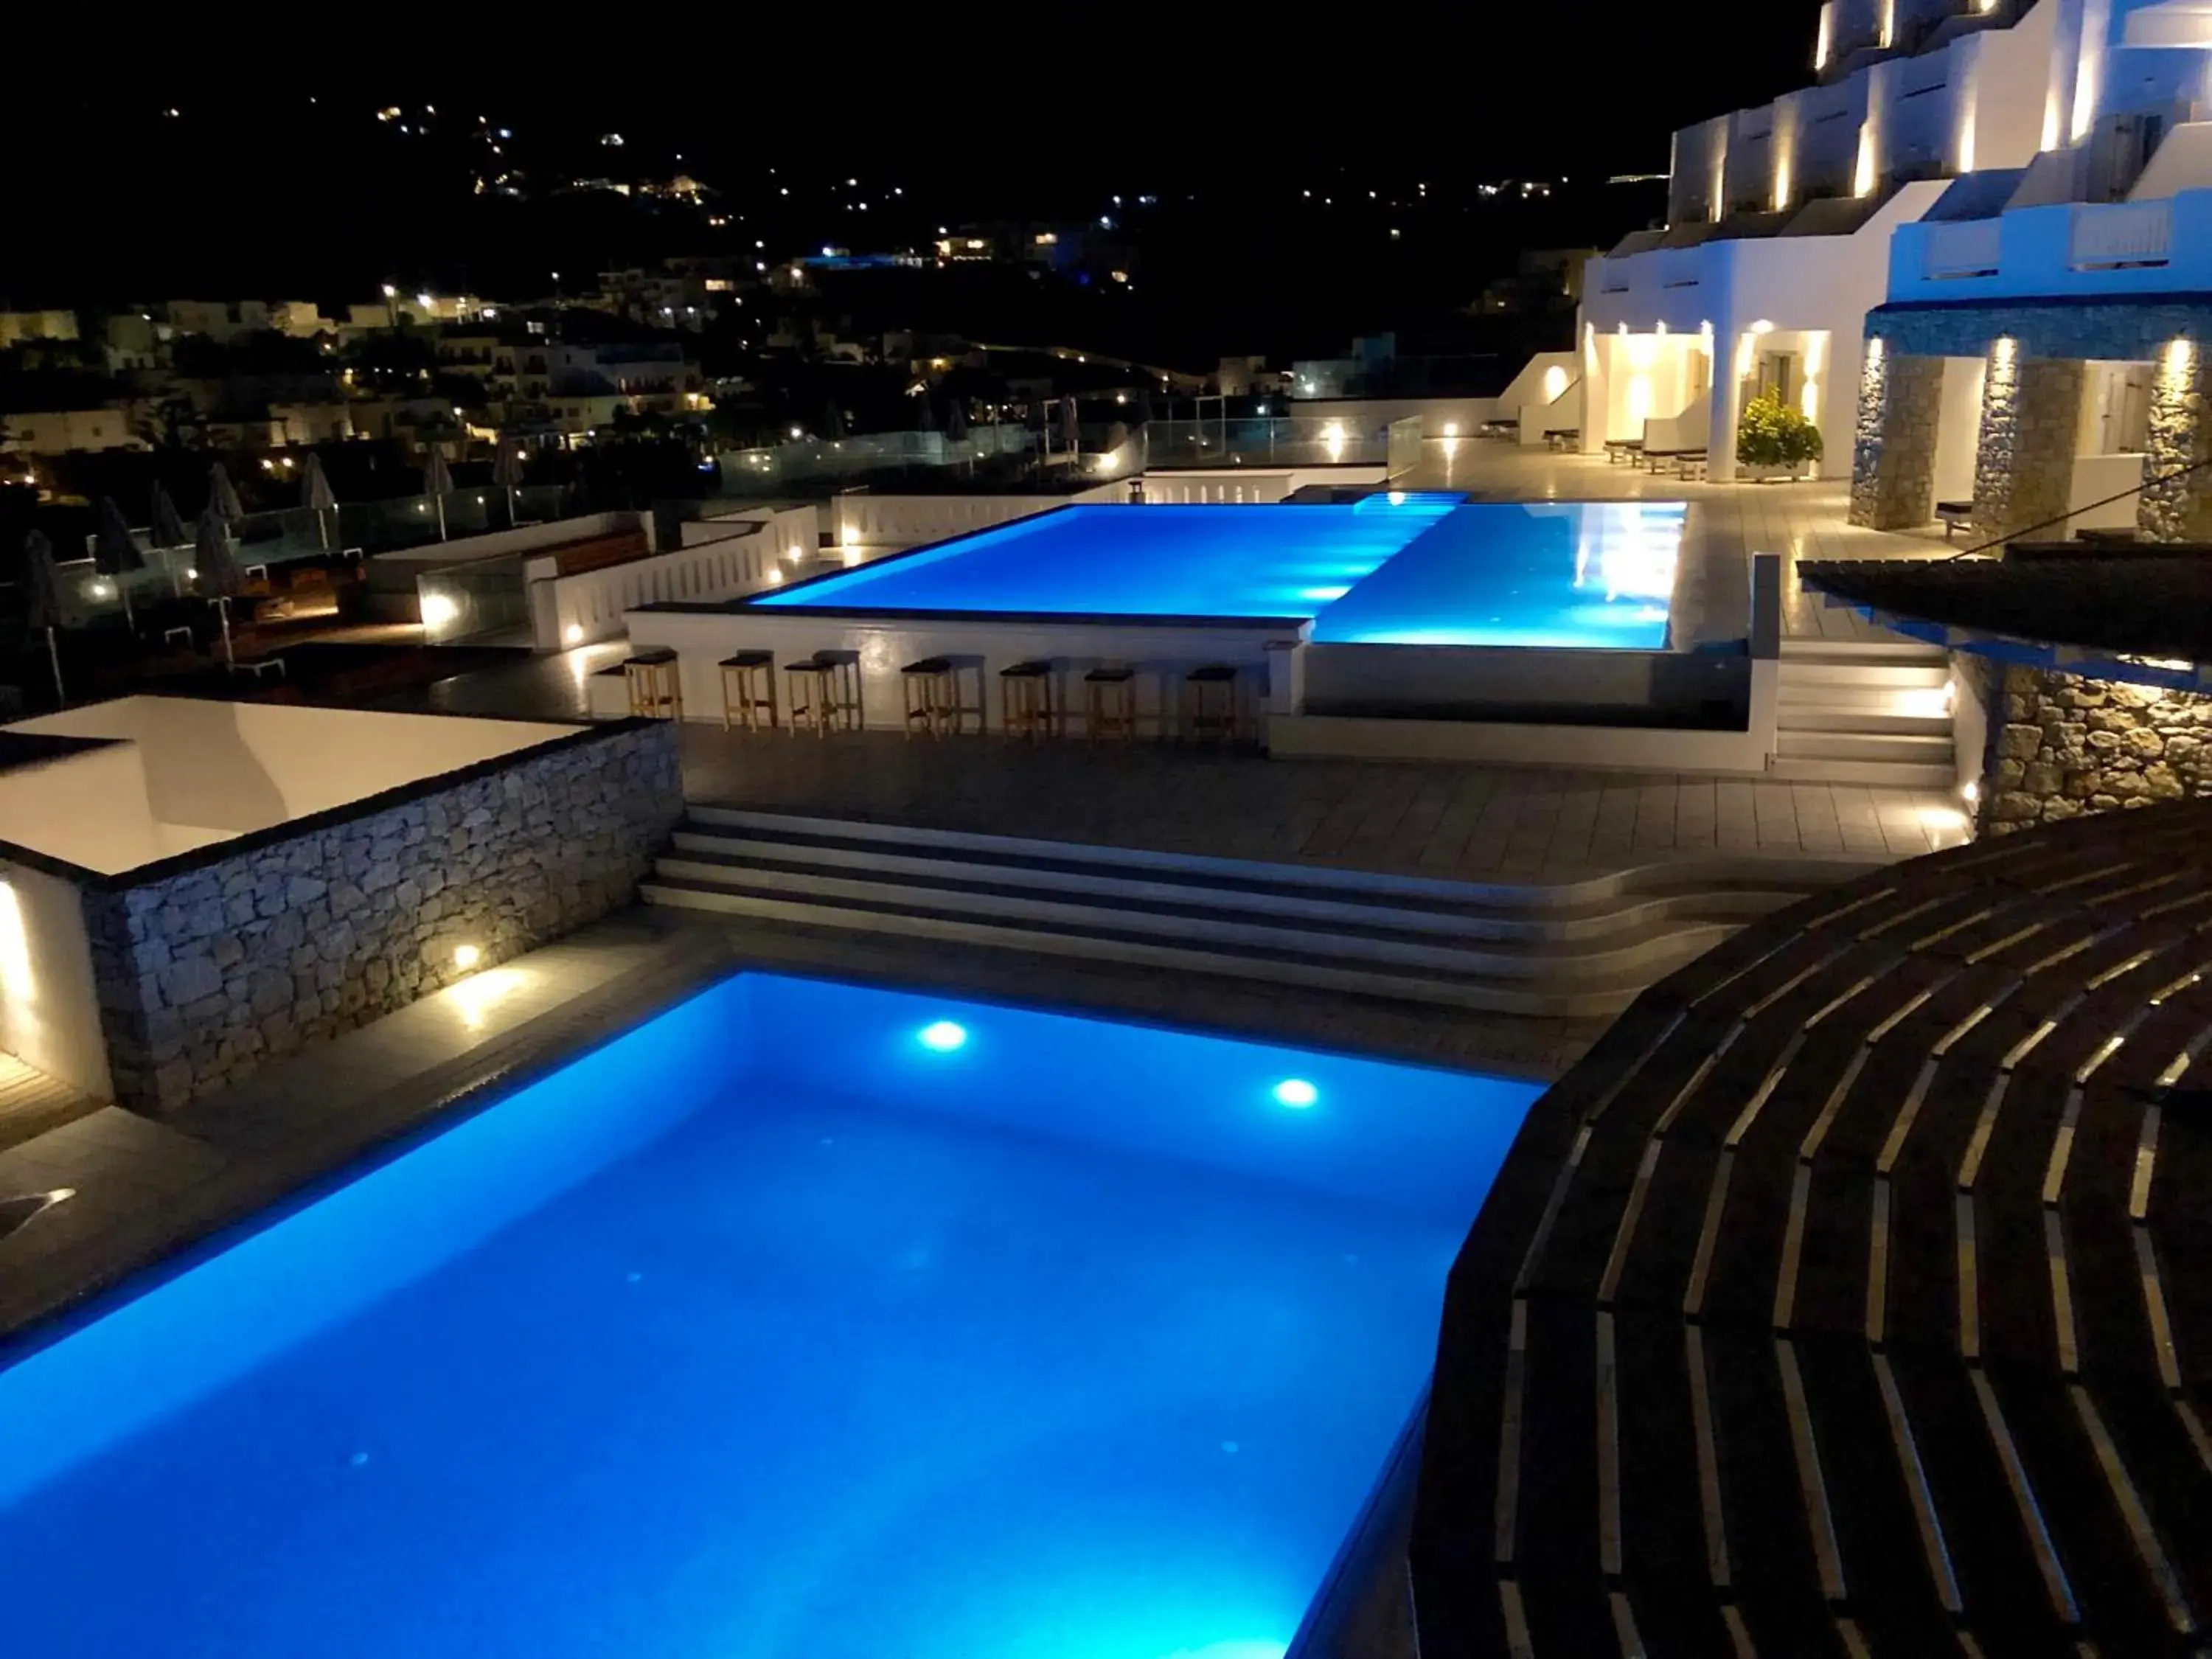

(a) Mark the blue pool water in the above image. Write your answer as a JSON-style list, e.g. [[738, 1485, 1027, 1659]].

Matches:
[[754, 497, 1687, 648], [0, 975, 1537, 1659]]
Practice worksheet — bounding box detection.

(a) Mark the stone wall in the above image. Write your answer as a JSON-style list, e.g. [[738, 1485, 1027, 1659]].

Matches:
[[1969, 348, 2084, 546], [80, 720, 684, 1112], [1848, 345, 1942, 529], [2138, 338, 2212, 541], [1977, 665, 2211, 836]]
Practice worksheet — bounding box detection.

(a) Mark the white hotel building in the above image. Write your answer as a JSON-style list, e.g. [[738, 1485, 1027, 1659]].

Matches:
[[1579, 0, 2212, 537]]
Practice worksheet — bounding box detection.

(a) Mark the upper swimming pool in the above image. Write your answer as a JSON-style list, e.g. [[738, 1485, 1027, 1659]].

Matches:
[[753, 497, 1688, 649], [0, 973, 1537, 1659]]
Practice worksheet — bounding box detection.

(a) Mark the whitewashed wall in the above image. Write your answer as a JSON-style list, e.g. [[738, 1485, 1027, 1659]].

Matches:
[[0, 860, 110, 1099], [536, 504, 818, 650]]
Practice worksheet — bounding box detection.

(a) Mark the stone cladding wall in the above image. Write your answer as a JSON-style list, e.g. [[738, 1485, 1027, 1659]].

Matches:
[[1978, 666, 2212, 836], [2138, 341, 2212, 541], [1848, 347, 1944, 529], [80, 721, 683, 1112], [1969, 350, 2084, 546]]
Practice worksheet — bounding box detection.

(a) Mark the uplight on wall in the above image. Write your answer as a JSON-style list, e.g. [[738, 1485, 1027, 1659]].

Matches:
[[452, 943, 481, 971], [1879, 0, 1894, 48], [420, 592, 459, 630], [1815, 4, 1832, 69], [563, 622, 584, 645], [1541, 364, 1569, 404], [1321, 421, 1346, 462], [1854, 123, 1877, 198], [1773, 153, 1792, 213]]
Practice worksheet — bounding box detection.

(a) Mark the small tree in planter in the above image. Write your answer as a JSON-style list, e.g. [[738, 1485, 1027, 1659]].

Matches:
[[1735, 392, 1824, 479]]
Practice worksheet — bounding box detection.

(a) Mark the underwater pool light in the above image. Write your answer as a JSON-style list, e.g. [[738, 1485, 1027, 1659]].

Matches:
[[1272, 1078, 1318, 1108], [918, 1020, 969, 1052]]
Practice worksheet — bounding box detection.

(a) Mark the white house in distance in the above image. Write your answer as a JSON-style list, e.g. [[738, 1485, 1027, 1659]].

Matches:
[[1852, 0, 2212, 546], [1576, 0, 2052, 479]]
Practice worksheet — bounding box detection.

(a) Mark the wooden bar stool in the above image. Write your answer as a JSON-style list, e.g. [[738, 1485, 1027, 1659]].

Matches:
[[999, 660, 1056, 740], [719, 650, 776, 731], [785, 656, 839, 737], [1182, 664, 1241, 745], [624, 647, 682, 720], [1084, 666, 1137, 745], [901, 657, 959, 739]]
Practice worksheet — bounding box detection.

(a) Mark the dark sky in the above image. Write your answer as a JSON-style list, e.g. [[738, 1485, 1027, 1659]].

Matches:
[[1, 10, 1813, 304]]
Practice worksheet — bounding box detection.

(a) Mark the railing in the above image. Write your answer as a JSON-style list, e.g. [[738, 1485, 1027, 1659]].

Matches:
[[716, 427, 1031, 493], [1921, 218, 2003, 279], [1144, 417, 1397, 468], [2068, 199, 2172, 269]]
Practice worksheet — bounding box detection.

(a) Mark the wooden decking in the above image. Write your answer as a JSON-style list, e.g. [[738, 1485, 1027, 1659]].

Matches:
[[1416, 796, 2212, 1658]]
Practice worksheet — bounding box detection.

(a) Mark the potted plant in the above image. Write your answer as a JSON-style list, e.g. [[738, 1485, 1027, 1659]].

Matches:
[[1735, 392, 1824, 480]]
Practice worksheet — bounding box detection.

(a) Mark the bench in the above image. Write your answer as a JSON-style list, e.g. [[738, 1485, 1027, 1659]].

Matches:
[[1935, 500, 1973, 540], [1477, 418, 1518, 439], [1543, 428, 1580, 452], [1604, 439, 1644, 465]]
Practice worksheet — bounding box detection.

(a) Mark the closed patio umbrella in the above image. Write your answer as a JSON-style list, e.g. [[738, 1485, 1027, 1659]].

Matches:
[[207, 461, 246, 524], [1060, 394, 1079, 458], [299, 452, 338, 549], [945, 396, 968, 444], [195, 501, 243, 668], [150, 482, 189, 597], [93, 495, 145, 631], [20, 529, 65, 706], [423, 449, 453, 541], [492, 441, 525, 526]]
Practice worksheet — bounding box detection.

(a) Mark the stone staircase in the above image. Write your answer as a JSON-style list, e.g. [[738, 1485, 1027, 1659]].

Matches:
[[641, 808, 1877, 1019], [1772, 638, 1958, 788]]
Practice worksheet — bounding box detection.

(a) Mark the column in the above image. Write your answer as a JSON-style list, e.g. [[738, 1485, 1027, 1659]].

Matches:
[[1708, 327, 1747, 483], [2138, 335, 2212, 541], [1846, 338, 1942, 529], [1968, 343, 2084, 546]]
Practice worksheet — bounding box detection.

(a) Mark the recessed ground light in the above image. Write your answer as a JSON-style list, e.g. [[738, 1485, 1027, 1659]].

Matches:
[[917, 1020, 967, 1052], [453, 944, 482, 970], [1272, 1078, 1318, 1108], [563, 623, 584, 645]]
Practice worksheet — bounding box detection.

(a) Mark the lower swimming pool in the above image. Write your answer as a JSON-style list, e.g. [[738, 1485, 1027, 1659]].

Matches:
[[0, 973, 1537, 1659]]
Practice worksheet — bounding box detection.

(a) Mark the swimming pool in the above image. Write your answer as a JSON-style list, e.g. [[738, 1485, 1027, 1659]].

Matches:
[[0, 974, 1537, 1658], [754, 497, 1688, 650]]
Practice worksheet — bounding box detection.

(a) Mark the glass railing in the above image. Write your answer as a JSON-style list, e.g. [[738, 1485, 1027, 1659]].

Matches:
[[716, 427, 1034, 493], [1141, 417, 1403, 470]]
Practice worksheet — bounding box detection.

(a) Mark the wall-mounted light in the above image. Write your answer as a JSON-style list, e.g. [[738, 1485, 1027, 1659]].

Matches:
[[453, 943, 481, 971], [563, 623, 584, 645]]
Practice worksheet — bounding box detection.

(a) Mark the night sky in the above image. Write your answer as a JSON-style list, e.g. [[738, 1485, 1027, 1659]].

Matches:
[[1, 12, 1814, 309]]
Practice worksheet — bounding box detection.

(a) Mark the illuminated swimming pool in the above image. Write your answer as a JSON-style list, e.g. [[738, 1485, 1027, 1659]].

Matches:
[[0, 974, 1537, 1659], [754, 497, 1688, 649]]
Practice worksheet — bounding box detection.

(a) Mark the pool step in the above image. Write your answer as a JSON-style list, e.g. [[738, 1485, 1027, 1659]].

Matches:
[[1772, 641, 1958, 787], [642, 810, 1873, 1018]]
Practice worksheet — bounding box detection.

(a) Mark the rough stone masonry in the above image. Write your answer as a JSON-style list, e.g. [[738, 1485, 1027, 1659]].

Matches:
[[1978, 664, 2212, 835], [80, 721, 683, 1113]]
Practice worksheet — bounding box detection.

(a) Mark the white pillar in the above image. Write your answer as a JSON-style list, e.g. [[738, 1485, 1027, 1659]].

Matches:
[[1708, 319, 1745, 482], [1579, 326, 1610, 456]]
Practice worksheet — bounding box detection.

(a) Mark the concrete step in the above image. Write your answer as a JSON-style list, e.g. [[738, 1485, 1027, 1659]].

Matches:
[[1775, 705, 1955, 737], [663, 827, 1809, 945], [1777, 661, 1952, 691], [644, 875, 1676, 1018], [647, 809, 1876, 1016], [1776, 730, 1955, 766], [1768, 755, 1958, 788], [1778, 638, 1950, 664]]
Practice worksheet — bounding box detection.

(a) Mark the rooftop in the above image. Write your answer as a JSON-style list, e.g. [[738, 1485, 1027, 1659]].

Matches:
[[0, 698, 578, 879]]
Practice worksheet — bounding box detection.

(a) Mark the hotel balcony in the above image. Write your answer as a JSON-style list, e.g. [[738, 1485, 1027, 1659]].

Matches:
[[1888, 191, 2212, 304]]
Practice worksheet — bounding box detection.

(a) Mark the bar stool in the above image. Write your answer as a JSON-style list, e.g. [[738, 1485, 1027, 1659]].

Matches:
[[624, 647, 682, 720], [719, 650, 776, 731], [999, 660, 1056, 740], [1182, 664, 1241, 745], [785, 656, 841, 737], [1084, 666, 1137, 745], [901, 657, 961, 740]]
